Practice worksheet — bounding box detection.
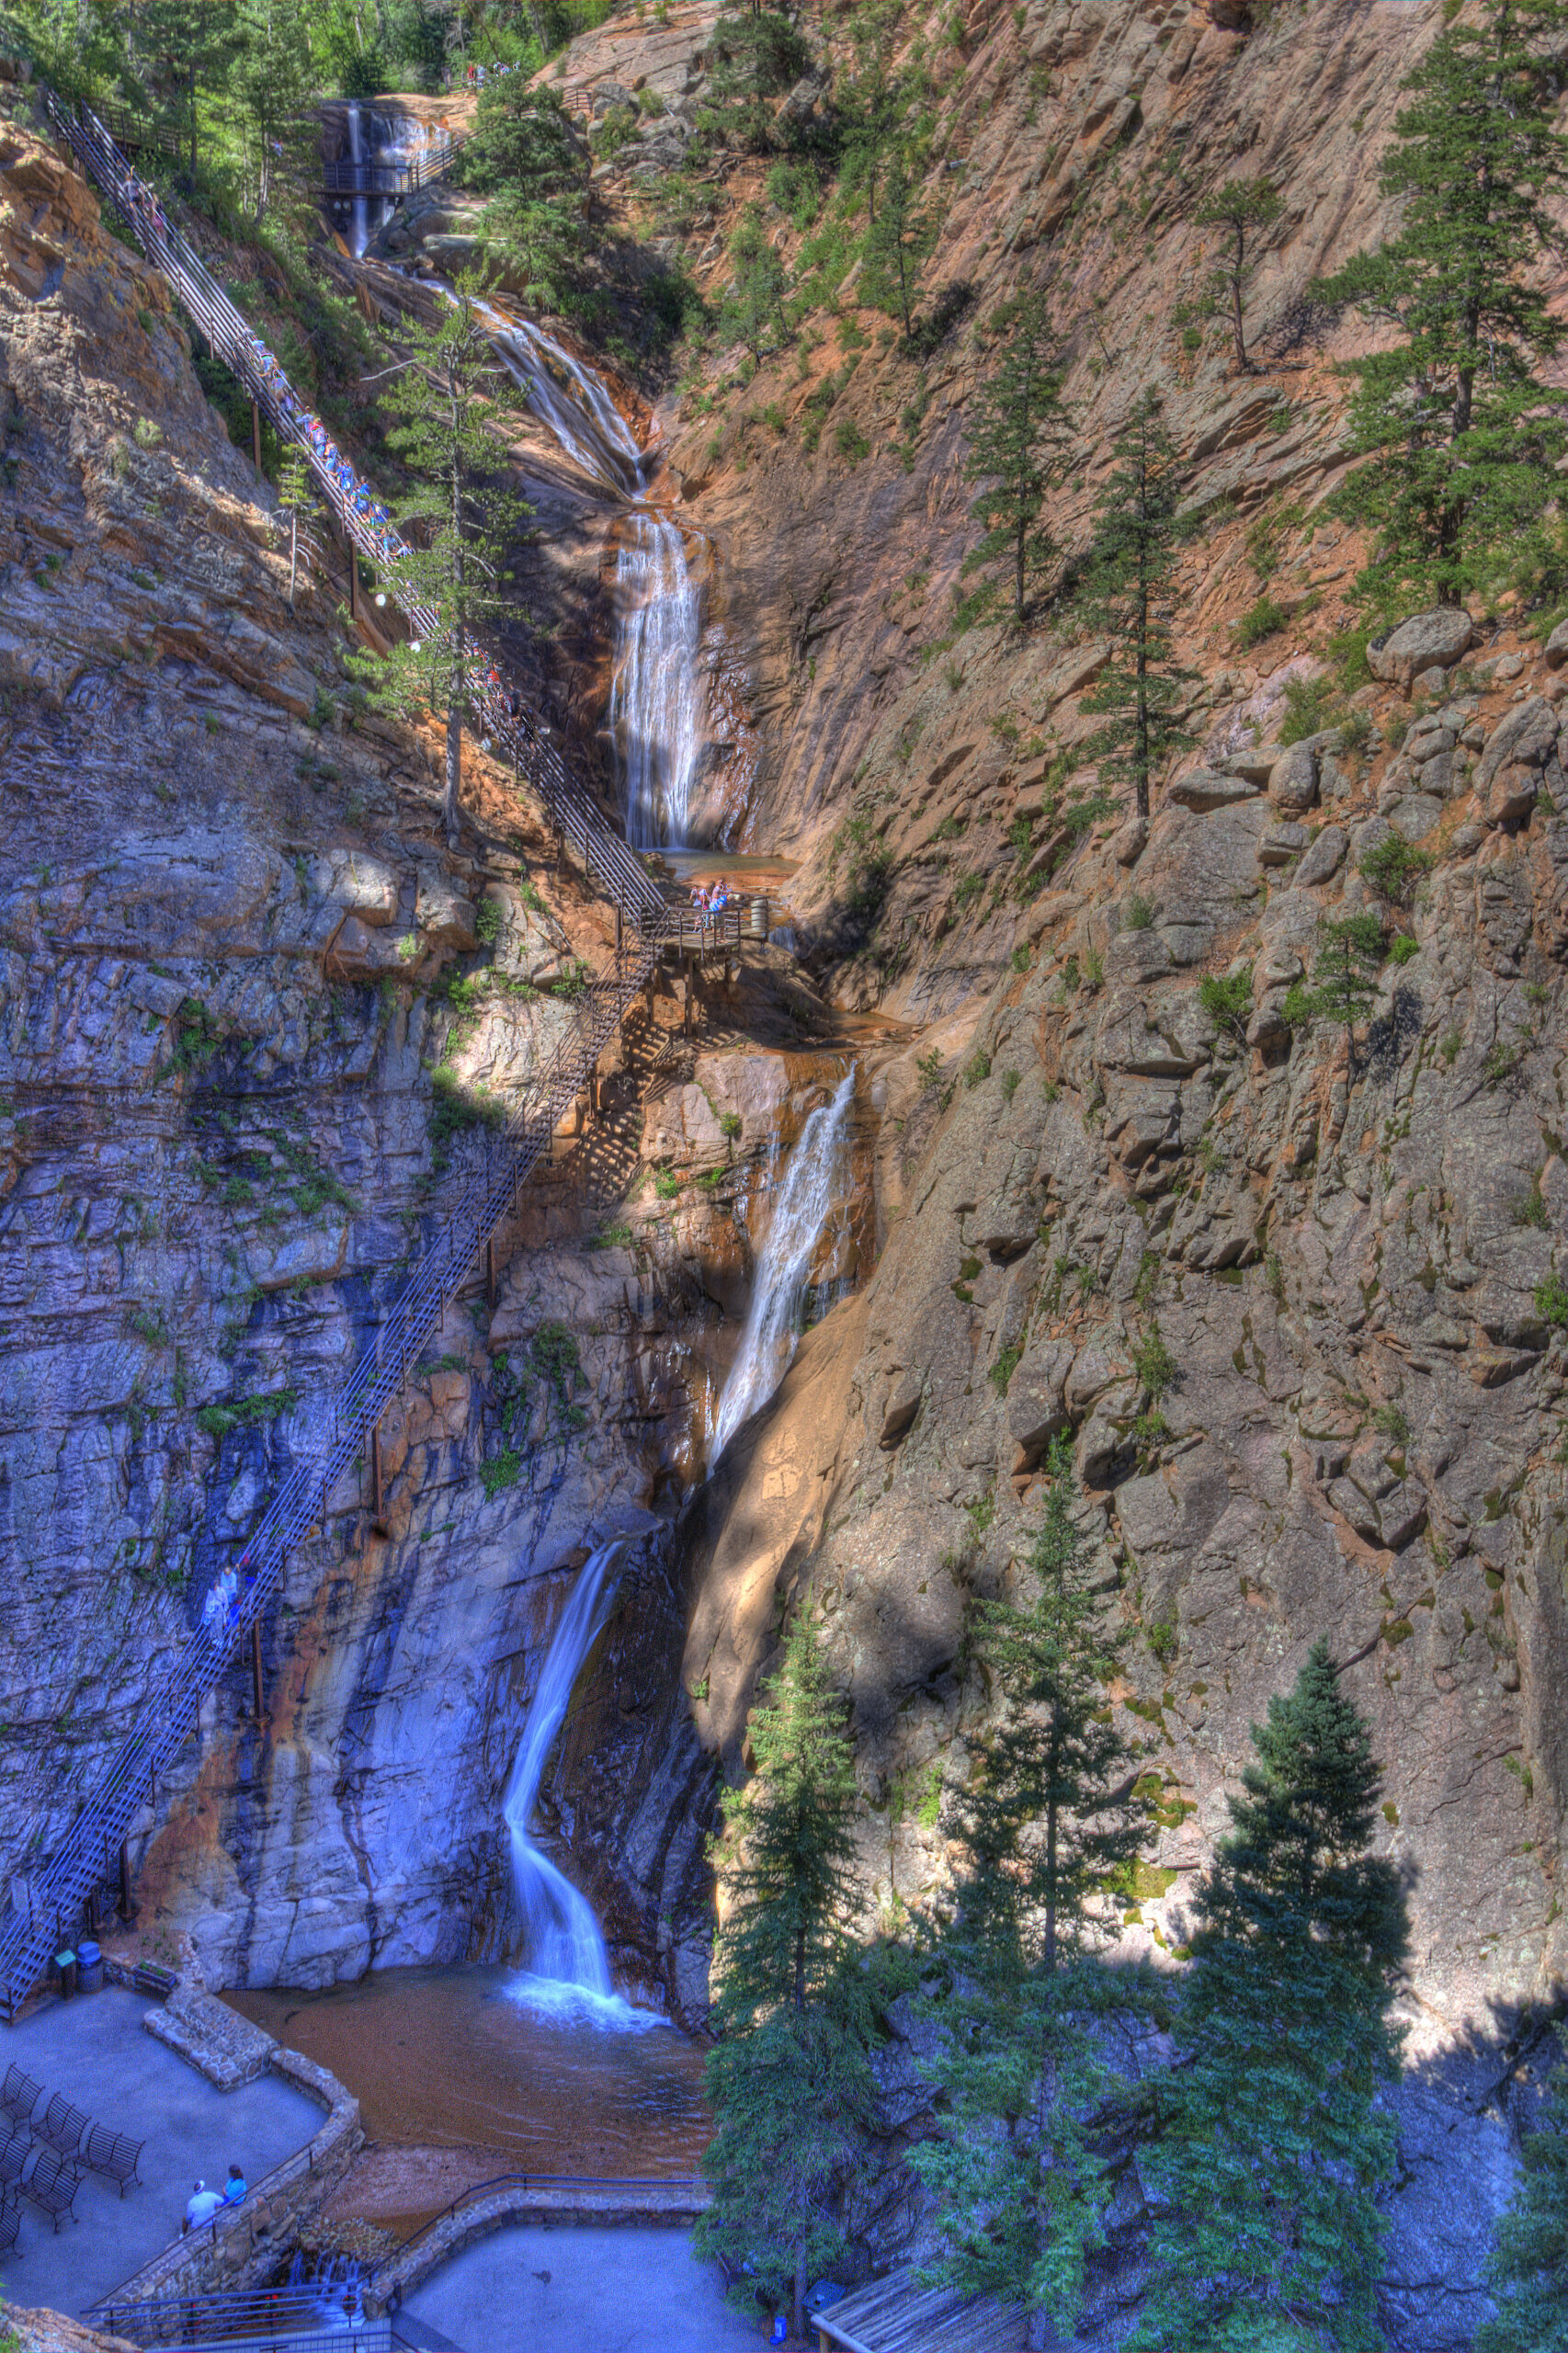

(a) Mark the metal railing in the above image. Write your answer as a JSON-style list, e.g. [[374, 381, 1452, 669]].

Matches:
[[321, 128, 473, 199], [0, 96, 692, 2023], [371, 2169, 710, 2301]]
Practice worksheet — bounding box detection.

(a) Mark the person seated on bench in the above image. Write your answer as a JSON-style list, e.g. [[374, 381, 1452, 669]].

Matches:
[[223, 2164, 246, 2205]]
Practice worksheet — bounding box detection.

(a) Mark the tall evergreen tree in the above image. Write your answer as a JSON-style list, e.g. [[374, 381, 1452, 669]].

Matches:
[[961, 290, 1071, 627], [1136, 1640, 1409, 2353], [1479, 2025, 1568, 2353], [861, 150, 937, 341], [1194, 176, 1282, 374], [1312, 0, 1568, 612], [276, 443, 318, 611], [227, 0, 314, 221], [468, 86, 589, 310], [718, 204, 789, 366], [696, 1613, 875, 2346], [912, 1442, 1147, 2344], [133, 0, 242, 182], [357, 279, 528, 846], [699, 9, 812, 152], [1077, 390, 1197, 822]]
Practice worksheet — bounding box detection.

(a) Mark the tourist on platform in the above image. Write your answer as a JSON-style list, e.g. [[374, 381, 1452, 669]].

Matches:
[[223, 2164, 247, 2205]]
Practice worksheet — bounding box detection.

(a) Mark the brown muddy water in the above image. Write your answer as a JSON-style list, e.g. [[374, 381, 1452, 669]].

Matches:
[[225, 1963, 712, 2227]]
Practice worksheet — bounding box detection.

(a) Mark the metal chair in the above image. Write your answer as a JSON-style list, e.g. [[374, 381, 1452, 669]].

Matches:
[[0, 2182, 19, 2259], [82, 2120, 144, 2195], [37, 2093, 92, 2160], [22, 2143, 82, 2231], [0, 2064, 41, 2128]]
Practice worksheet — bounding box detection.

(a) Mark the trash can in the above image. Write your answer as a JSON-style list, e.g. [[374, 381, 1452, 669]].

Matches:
[[76, 1939, 104, 1993], [54, 1949, 77, 1998]]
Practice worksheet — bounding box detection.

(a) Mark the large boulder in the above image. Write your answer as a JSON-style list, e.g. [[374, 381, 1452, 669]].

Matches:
[[1475, 695, 1559, 826], [1267, 741, 1317, 815], [1167, 767, 1263, 812], [1368, 609, 1474, 694]]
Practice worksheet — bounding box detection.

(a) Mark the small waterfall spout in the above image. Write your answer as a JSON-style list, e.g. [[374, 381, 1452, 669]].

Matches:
[[346, 102, 369, 259], [503, 1542, 664, 2029], [712, 1067, 857, 1461]]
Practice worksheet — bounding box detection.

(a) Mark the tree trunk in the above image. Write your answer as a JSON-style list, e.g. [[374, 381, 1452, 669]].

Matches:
[[445, 694, 462, 844], [187, 60, 198, 183], [289, 513, 298, 609]]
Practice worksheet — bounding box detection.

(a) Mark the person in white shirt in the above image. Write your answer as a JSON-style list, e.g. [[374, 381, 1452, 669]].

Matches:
[[185, 2180, 224, 2231]]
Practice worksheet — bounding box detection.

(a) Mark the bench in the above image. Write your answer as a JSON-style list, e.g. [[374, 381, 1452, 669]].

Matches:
[[0, 2184, 18, 2259], [0, 2065, 41, 2129], [0, 2126, 30, 2188], [37, 2093, 92, 2159], [23, 2143, 83, 2231], [82, 2120, 144, 2194]]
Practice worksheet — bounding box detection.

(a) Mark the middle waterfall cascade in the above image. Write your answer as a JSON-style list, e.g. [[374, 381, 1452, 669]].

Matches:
[[712, 1067, 858, 1461], [477, 301, 707, 846], [503, 1542, 664, 2029]]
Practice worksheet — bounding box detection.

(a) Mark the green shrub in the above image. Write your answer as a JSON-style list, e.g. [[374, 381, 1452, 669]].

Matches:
[[1387, 934, 1420, 965], [654, 1167, 682, 1199], [964, 1049, 992, 1087], [587, 1222, 634, 1250], [132, 416, 163, 450], [720, 1110, 744, 1140], [1146, 1608, 1177, 1666], [834, 417, 870, 464], [1278, 674, 1337, 745], [1535, 1273, 1568, 1327], [1010, 943, 1031, 972], [1360, 834, 1431, 906], [479, 1448, 521, 1498], [475, 898, 503, 944], [1000, 1069, 1020, 1100], [1124, 892, 1155, 931], [916, 1048, 945, 1090], [1234, 594, 1288, 650], [1515, 1175, 1550, 1230], [1131, 1321, 1178, 1402], [988, 1341, 1023, 1397], [1199, 972, 1253, 1040]]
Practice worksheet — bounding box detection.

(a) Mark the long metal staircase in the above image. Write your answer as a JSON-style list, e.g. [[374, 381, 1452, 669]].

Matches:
[[0, 99, 686, 2022]]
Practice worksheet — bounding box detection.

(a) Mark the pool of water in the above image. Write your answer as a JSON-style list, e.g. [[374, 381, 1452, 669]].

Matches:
[[225, 1964, 711, 2182]]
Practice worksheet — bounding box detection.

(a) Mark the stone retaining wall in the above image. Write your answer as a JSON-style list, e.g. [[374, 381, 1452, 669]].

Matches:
[[102, 2045, 361, 2304], [370, 2180, 710, 2314]]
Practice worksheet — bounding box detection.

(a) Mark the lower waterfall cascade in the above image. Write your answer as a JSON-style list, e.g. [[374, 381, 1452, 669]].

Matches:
[[502, 1541, 665, 2029]]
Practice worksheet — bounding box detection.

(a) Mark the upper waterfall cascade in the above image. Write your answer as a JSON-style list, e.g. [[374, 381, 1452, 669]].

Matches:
[[481, 301, 708, 848]]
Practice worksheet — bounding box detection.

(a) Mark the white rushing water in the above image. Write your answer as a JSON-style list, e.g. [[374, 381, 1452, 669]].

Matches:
[[503, 1541, 665, 2029], [711, 1066, 857, 1461], [477, 300, 707, 845], [346, 102, 369, 259]]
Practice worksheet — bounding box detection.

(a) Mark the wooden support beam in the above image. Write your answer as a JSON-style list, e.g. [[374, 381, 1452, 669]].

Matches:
[[348, 540, 360, 625], [371, 1425, 384, 1522], [251, 399, 263, 474], [117, 1837, 135, 1925], [251, 1620, 264, 1722]]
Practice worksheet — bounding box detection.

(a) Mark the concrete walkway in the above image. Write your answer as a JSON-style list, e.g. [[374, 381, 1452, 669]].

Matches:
[[400, 2222, 764, 2353], [0, 1986, 321, 2318]]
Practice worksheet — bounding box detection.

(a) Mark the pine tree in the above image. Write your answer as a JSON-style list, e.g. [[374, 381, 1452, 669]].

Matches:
[[699, 9, 812, 152], [227, 0, 314, 221], [1077, 390, 1197, 823], [132, 0, 242, 183], [276, 444, 318, 611], [696, 1613, 875, 2345], [1136, 1640, 1409, 2353], [1312, 0, 1568, 612], [1283, 912, 1384, 1072], [1193, 176, 1282, 374], [961, 290, 1071, 627], [1479, 2025, 1568, 2353], [468, 82, 587, 310], [912, 1441, 1147, 2343], [356, 279, 528, 846], [861, 150, 937, 341], [718, 204, 789, 366]]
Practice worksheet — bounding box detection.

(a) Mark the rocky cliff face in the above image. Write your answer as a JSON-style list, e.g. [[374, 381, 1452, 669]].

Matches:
[[6, 0, 1568, 2326]]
